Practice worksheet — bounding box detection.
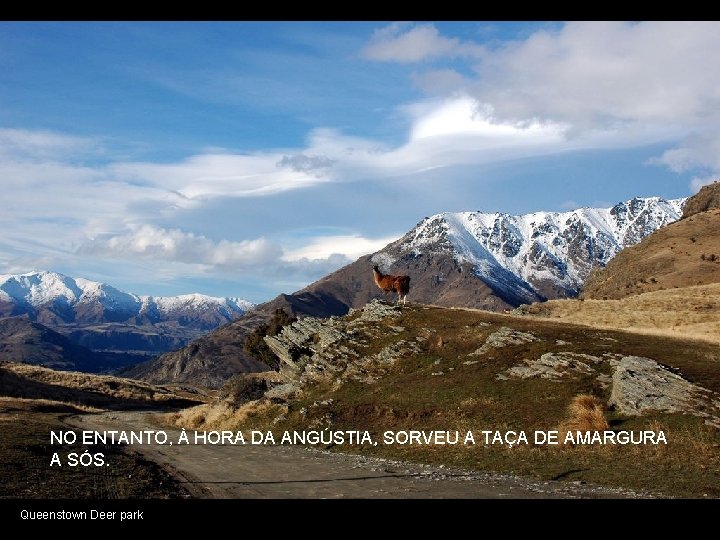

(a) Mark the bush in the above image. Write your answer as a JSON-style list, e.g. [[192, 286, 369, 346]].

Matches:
[[243, 308, 296, 370]]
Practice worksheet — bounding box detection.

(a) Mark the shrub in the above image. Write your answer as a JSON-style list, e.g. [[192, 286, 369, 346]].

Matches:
[[219, 376, 268, 407], [243, 308, 296, 370]]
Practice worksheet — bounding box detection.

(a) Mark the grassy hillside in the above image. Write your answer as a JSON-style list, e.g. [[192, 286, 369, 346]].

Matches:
[[515, 283, 720, 345], [167, 302, 720, 498], [582, 209, 720, 300], [0, 361, 199, 409]]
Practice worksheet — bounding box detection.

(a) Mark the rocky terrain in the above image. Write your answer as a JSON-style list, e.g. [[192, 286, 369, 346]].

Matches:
[[169, 299, 720, 497], [135, 196, 683, 387], [260, 300, 720, 429]]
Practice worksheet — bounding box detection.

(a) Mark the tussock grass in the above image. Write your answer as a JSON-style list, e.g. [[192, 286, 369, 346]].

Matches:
[[558, 394, 610, 446], [166, 399, 286, 431]]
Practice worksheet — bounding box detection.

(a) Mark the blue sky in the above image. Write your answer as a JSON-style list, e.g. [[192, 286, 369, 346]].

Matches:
[[1, 21, 718, 302]]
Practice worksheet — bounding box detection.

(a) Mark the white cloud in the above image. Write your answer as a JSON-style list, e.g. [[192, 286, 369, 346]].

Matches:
[[405, 95, 567, 141], [282, 234, 398, 262], [652, 132, 720, 174], [111, 152, 332, 202], [362, 23, 484, 63], [363, 21, 720, 182], [276, 153, 335, 175], [467, 21, 720, 130], [80, 225, 282, 268], [0, 128, 97, 159], [411, 69, 468, 95]]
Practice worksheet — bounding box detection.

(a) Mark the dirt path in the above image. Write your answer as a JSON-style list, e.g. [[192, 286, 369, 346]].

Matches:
[[67, 411, 643, 499]]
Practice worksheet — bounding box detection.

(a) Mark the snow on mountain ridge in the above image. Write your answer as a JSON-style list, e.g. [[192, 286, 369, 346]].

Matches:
[[0, 271, 254, 315], [401, 196, 686, 297]]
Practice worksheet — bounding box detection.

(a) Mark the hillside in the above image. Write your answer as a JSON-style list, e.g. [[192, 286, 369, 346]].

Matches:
[[0, 317, 102, 371], [682, 180, 720, 218], [0, 361, 198, 409], [582, 184, 720, 300], [515, 283, 720, 345], [0, 363, 199, 498], [133, 196, 683, 388], [167, 300, 720, 498]]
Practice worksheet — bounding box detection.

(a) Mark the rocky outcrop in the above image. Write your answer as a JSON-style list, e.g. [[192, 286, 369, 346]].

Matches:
[[608, 356, 720, 427], [469, 327, 540, 356], [261, 300, 418, 396], [495, 351, 720, 428], [499, 352, 603, 380], [682, 181, 720, 219]]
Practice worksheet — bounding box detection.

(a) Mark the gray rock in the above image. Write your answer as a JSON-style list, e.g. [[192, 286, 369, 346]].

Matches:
[[354, 299, 402, 322], [262, 298, 415, 390], [469, 326, 540, 356], [265, 383, 300, 401], [500, 352, 603, 381], [609, 356, 720, 427]]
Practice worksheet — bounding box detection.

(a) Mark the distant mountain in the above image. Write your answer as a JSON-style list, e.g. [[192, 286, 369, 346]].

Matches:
[[582, 183, 720, 299], [0, 271, 253, 328], [0, 317, 99, 371], [0, 271, 254, 359], [132, 195, 685, 388]]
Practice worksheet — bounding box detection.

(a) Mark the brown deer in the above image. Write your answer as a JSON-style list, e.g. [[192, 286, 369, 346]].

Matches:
[[372, 264, 410, 305]]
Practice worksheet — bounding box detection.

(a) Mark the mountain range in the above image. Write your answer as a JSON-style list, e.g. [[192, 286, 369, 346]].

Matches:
[[130, 195, 685, 387], [0, 271, 254, 366]]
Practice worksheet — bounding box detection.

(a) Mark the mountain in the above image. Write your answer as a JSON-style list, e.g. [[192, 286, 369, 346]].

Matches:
[[0, 271, 253, 327], [0, 317, 100, 371], [582, 183, 720, 300], [132, 195, 685, 388], [682, 180, 720, 218], [393, 196, 685, 301], [0, 271, 253, 359]]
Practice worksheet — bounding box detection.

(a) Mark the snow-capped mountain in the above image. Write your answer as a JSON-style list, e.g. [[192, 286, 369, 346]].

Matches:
[[383, 196, 685, 301], [0, 271, 253, 329], [0, 271, 255, 368], [132, 195, 687, 387]]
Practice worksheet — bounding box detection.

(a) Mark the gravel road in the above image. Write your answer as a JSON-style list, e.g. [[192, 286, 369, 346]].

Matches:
[[67, 410, 644, 499]]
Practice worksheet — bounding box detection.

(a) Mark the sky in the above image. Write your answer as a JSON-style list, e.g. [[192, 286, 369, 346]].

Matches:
[[1, 21, 718, 302]]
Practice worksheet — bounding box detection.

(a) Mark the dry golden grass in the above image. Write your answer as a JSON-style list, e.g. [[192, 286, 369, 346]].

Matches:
[[524, 283, 720, 345], [558, 394, 610, 447], [0, 396, 102, 418], [0, 361, 188, 406], [582, 208, 720, 300], [166, 399, 287, 431]]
